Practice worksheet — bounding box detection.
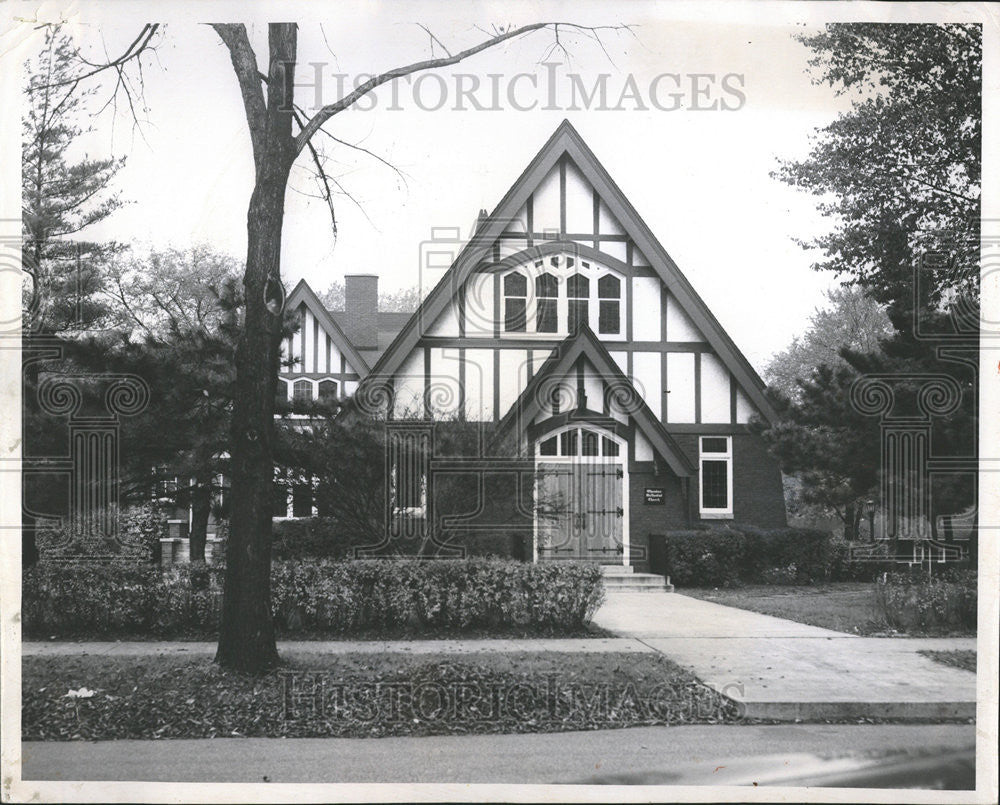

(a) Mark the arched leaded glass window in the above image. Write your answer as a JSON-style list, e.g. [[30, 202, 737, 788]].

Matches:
[[503, 272, 527, 332], [535, 272, 558, 333], [567, 273, 589, 333], [598, 274, 621, 334], [293, 379, 313, 403]]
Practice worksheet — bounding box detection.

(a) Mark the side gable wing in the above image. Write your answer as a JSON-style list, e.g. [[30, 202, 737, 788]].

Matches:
[[285, 279, 371, 377]]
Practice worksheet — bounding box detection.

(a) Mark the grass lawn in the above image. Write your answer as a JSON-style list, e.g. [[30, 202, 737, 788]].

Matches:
[[920, 650, 976, 673], [23, 650, 738, 740], [682, 582, 889, 635]]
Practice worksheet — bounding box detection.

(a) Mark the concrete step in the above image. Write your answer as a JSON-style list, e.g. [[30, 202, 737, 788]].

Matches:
[[602, 572, 674, 593], [599, 564, 634, 575]]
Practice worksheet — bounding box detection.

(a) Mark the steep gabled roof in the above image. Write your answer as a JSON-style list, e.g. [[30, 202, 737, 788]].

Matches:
[[329, 310, 410, 365], [496, 325, 696, 477], [285, 279, 371, 376], [364, 119, 778, 424]]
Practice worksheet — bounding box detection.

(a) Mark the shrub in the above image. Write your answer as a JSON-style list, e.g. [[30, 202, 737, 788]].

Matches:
[[34, 503, 165, 563], [828, 540, 897, 582], [874, 569, 977, 634], [22, 561, 223, 637], [23, 558, 604, 638], [654, 526, 831, 587]]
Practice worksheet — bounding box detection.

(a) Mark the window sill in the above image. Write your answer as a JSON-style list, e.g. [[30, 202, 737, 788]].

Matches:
[[700, 512, 734, 520]]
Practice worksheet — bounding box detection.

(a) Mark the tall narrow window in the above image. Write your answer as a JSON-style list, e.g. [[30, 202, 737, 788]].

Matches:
[[275, 379, 287, 408], [567, 273, 589, 333], [293, 379, 313, 403], [699, 436, 733, 517], [503, 272, 527, 332], [535, 272, 558, 333], [598, 274, 621, 334]]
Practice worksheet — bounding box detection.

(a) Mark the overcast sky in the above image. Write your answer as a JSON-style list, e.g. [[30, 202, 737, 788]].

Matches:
[[3, 1, 993, 371]]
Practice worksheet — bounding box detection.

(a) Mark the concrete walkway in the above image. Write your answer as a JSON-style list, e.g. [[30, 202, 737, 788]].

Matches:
[[593, 591, 977, 720], [21, 593, 977, 722]]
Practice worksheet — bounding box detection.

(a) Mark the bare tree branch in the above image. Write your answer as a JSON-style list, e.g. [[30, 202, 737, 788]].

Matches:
[[294, 23, 632, 154], [288, 106, 338, 240], [27, 23, 161, 93]]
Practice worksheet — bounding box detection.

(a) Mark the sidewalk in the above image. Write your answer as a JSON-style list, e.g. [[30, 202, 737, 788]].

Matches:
[[21, 592, 978, 722], [593, 591, 978, 720]]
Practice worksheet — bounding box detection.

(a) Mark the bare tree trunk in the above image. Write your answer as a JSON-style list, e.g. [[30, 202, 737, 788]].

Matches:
[[215, 23, 297, 673], [844, 502, 858, 542], [189, 472, 212, 562]]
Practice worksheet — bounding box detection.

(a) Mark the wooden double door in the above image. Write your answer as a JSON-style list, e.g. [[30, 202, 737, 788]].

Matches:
[[536, 452, 624, 561]]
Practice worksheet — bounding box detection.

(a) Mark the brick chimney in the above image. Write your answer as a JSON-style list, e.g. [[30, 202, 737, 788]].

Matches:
[[344, 274, 379, 349]]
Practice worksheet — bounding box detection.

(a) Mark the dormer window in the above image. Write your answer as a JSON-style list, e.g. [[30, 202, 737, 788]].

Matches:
[[535, 273, 558, 333], [598, 274, 621, 334], [567, 273, 589, 333], [503, 272, 527, 332]]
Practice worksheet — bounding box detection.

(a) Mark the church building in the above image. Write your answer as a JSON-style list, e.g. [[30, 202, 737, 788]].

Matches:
[[275, 120, 787, 570]]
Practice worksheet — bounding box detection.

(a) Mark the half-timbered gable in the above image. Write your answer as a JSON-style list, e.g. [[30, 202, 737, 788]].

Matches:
[[278, 279, 371, 405]]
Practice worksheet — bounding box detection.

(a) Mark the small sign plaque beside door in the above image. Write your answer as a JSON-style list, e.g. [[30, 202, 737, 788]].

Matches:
[[644, 488, 665, 505]]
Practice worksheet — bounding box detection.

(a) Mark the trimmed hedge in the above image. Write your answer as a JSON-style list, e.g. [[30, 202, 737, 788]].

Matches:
[[23, 558, 604, 638], [874, 569, 977, 634], [653, 526, 834, 587]]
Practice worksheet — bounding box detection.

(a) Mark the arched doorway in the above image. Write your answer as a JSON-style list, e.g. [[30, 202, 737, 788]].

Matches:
[[534, 425, 628, 564]]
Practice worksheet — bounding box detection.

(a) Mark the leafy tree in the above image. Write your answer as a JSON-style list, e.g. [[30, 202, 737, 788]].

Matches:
[[69, 247, 244, 561], [774, 23, 980, 314], [762, 23, 981, 546], [765, 286, 892, 400]]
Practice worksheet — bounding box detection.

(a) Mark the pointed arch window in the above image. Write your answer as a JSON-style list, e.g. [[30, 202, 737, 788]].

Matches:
[[598, 274, 621, 334], [503, 272, 527, 332], [535, 272, 558, 333], [567, 273, 589, 333]]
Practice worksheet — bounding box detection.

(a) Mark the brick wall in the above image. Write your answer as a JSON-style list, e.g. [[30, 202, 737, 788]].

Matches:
[[625, 431, 787, 569]]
